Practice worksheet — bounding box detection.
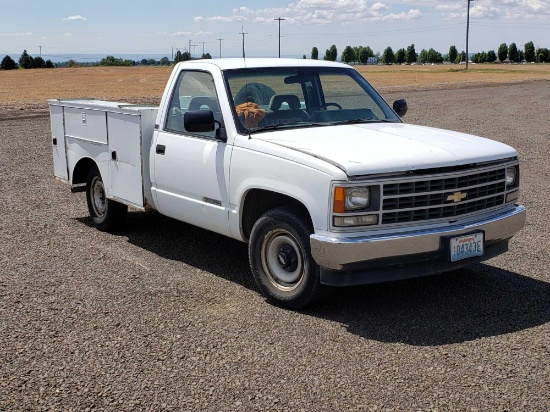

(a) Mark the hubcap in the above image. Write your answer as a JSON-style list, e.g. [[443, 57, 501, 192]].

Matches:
[[91, 176, 106, 217], [261, 229, 304, 291]]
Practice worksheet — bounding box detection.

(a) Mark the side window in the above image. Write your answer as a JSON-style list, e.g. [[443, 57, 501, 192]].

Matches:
[[165, 71, 221, 137]]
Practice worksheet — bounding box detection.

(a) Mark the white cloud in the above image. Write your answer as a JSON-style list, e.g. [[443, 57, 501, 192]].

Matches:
[[156, 31, 214, 37], [435, 4, 462, 11], [470, 5, 500, 18], [0, 32, 33, 37], [63, 33, 73, 37], [194, 1, 424, 25], [63, 15, 87, 21]]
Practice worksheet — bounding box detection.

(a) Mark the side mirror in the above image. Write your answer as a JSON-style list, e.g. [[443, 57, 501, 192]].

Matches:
[[393, 99, 408, 117], [184, 110, 215, 133]]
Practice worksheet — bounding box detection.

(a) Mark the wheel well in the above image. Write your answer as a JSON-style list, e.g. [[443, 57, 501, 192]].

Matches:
[[72, 158, 97, 185], [241, 189, 313, 241]]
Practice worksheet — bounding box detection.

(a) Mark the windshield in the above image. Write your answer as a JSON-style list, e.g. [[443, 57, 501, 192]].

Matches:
[[224, 67, 401, 134]]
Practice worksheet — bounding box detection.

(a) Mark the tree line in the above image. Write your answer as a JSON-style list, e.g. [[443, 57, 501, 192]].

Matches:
[[1, 50, 55, 70], [310, 41, 549, 65]]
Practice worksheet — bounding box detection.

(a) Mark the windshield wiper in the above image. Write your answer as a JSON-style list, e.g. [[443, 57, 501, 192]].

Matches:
[[250, 122, 329, 133], [330, 118, 398, 125]]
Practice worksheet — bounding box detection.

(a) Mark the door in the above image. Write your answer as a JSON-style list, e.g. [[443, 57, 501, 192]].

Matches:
[[50, 105, 69, 180], [153, 70, 232, 237], [108, 112, 144, 208]]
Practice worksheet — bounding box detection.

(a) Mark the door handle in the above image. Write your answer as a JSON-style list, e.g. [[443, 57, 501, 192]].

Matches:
[[156, 144, 166, 155]]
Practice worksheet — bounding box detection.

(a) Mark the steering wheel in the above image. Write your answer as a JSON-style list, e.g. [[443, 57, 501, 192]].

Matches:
[[321, 102, 343, 110]]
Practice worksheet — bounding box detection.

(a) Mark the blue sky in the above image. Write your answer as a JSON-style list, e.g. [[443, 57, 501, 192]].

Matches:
[[1, 0, 549, 60]]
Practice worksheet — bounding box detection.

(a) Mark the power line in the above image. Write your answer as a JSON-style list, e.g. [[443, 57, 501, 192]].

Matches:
[[274, 17, 286, 58]]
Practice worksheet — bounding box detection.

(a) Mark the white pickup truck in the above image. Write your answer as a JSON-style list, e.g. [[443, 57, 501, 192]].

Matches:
[[50, 58, 526, 308]]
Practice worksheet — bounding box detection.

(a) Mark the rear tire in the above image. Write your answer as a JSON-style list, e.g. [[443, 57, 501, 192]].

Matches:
[[249, 207, 326, 309], [86, 166, 127, 232]]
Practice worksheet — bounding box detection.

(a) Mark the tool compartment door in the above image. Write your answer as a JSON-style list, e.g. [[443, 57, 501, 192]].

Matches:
[[107, 112, 144, 208], [50, 105, 69, 180]]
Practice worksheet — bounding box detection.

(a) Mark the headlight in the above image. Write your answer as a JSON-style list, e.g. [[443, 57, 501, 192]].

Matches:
[[345, 187, 370, 210], [505, 167, 517, 186]]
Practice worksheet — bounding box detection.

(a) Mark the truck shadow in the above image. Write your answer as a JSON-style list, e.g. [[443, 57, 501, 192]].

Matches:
[[77, 210, 550, 346]]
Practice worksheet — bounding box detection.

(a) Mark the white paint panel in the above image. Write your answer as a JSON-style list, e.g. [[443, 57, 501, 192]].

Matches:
[[108, 112, 144, 207], [64, 107, 108, 144], [49, 105, 68, 180], [65, 136, 111, 195], [153, 131, 232, 237]]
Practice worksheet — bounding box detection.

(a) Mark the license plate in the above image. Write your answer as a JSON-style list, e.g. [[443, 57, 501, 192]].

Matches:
[[450, 233, 484, 262]]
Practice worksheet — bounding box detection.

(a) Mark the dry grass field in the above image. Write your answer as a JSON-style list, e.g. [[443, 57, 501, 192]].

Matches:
[[1, 63, 549, 120]]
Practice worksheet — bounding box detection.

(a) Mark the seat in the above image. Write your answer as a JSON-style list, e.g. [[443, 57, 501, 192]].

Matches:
[[187, 96, 220, 112], [266, 94, 309, 125]]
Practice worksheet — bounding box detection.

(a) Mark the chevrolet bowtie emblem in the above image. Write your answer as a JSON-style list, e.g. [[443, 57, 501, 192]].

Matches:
[[447, 191, 467, 203]]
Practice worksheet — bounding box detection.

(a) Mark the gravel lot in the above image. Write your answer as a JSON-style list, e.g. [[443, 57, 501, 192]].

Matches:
[[1, 81, 549, 411]]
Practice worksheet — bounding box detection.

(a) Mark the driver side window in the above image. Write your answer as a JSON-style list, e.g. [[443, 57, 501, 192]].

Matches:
[[165, 71, 221, 138]]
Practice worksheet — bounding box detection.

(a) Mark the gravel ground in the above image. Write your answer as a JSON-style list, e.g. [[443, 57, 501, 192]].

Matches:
[[1, 82, 549, 411]]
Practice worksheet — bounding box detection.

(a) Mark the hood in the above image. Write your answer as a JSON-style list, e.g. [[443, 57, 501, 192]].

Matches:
[[254, 123, 517, 176]]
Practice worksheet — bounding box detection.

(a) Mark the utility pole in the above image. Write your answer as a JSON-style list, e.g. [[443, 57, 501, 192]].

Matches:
[[274, 17, 286, 58], [217, 38, 223, 58], [189, 39, 192, 58], [171, 46, 174, 61], [199, 41, 207, 56], [39, 46, 42, 58], [465, 0, 475, 70], [239, 26, 248, 58]]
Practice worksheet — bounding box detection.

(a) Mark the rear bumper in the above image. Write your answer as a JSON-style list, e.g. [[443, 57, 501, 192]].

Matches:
[[310, 205, 526, 285]]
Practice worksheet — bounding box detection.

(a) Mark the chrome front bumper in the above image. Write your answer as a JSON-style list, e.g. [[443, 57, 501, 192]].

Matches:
[[310, 205, 526, 271]]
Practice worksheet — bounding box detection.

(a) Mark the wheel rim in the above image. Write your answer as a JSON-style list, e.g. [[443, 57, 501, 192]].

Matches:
[[260, 228, 305, 291], [90, 176, 106, 217]]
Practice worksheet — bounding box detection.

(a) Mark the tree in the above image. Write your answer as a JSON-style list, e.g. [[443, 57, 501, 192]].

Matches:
[[33, 56, 46, 68], [341, 46, 355, 64], [487, 50, 497, 63], [302, 54, 306, 59], [323, 45, 337, 61], [524, 41, 535, 63], [395, 48, 406, 64], [68, 59, 78, 68], [45, 59, 55, 68], [147, 58, 157, 65], [406, 44, 416, 64], [311, 47, 318, 60], [1, 55, 18, 70], [381, 47, 395, 64], [508, 43, 518, 63], [448, 45, 458, 63], [160, 56, 170, 65], [182, 51, 191, 61], [354, 46, 374, 64], [19, 50, 34, 69], [426, 48, 443, 64], [201, 53, 212, 59], [536, 48, 549, 63], [418, 49, 428, 64], [141, 58, 148, 65], [174, 51, 183, 63], [498, 43, 508, 62]]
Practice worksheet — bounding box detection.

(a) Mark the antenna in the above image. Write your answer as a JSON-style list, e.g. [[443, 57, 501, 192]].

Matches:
[[274, 17, 286, 58], [239, 26, 248, 59], [217, 38, 223, 58]]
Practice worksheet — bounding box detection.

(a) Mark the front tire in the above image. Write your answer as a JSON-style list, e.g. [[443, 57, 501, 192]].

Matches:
[[249, 208, 326, 309], [86, 166, 127, 232]]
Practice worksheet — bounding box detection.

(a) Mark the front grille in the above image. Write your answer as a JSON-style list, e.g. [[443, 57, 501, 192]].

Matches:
[[381, 168, 507, 225]]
